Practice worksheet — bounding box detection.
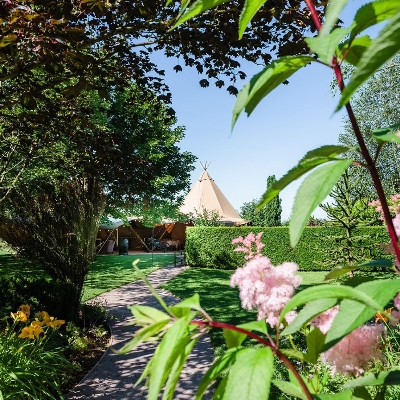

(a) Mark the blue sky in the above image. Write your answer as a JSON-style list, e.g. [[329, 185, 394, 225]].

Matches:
[[152, 1, 373, 221]]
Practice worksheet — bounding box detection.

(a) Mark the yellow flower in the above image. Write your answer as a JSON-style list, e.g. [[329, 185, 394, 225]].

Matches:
[[31, 320, 45, 328], [19, 304, 30, 318], [46, 319, 65, 329], [36, 311, 50, 323], [375, 307, 394, 324], [10, 311, 28, 323], [18, 324, 44, 340]]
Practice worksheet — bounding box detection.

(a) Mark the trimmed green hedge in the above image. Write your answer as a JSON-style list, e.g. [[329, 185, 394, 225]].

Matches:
[[185, 226, 391, 271]]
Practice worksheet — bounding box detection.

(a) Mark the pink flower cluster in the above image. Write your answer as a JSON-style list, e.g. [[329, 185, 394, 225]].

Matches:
[[230, 255, 302, 327], [311, 306, 339, 334], [369, 195, 400, 236], [321, 325, 384, 376], [389, 291, 400, 325], [232, 232, 265, 260]]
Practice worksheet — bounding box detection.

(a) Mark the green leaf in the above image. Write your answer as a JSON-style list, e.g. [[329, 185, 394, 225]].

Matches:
[[147, 314, 192, 400], [282, 298, 338, 336], [324, 279, 400, 350], [170, 293, 202, 312], [320, 0, 349, 35], [338, 12, 400, 110], [162, 339, 198, 400], [272, 380, 308, 400], [372, 131, 400, 144], [172, 0, 230, 29], [305, 328, 326, 364], [221, 347, 274, 400], [358, 259, 393, 268], [0, 33, 17, 48], [238, 319, 268, 335], [306, 28, 351, 64], [338, 35, 372, 66], [128, 305, 171, 326], [239, 0, 268, 39], [115, 319, 170, 354], [290, 159, 353, 247], [343, 371, 400, 388], [258, 145, 352, 208], [313, 390, 352, 399], [372, 121, 400, 137], [324, 266, 360, 280], [352, 386, 372, 400], [280, 348, 308, 362], [232, 56, 316, 129], [223, 328, 247, 349], [279, 284, 382, 329], [195, 347, 251, 399], [349, 1, 400, 42]]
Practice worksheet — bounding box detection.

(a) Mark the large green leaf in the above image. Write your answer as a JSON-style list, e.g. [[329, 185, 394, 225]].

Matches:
[[313, 390, 352, 399], [306, 328, 326, 364], [338, 35, 372, 66], [195, 347, 250, 399], [162, 338, 198, 400], [239, 0, 268, 39], [282, 298, 338, 336], [147, 314, 192, 400], [172, 0, 230, 29], [272, 380, 308, 400], [349, 0, 400, 42], [170, 293, 202, 312], [324, 259, 393, 280], [258, 145, 352, 208], [279, 284, 382, 328], [324, 278, 400, 350], [223, 328, 247, 349], [115, 319, 170, 354], [343, 371, 400, 389], [306, 28, 351, 64], [221, 347, 274, 400], [320, 0, 349, 35], [338, 12, 400, 110], [232, 56, 316, 128], [238, 319, 268, 335], [290, 159, 353, 247], [128, 305, 171, 326], [352, 387, 373, 400]]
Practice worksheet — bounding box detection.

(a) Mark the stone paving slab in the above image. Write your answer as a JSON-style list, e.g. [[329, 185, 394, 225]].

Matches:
[[66, 264, 214, 400]]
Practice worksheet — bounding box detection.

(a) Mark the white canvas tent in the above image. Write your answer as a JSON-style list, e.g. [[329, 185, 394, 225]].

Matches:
[[180, 165, 248, 226]]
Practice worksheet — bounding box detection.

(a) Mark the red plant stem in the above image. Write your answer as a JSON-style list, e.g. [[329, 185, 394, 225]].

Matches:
[[191, 320, 313, 400], [305, 0, 400, 267]]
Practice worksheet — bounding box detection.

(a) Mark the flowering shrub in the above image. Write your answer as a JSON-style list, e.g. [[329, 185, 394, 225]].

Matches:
[[116, 1, 400, 399], [0, 304, 70, 399]]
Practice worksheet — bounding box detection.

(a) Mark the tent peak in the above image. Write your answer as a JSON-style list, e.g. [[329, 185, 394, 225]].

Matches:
[[199, 161, 211, 171]]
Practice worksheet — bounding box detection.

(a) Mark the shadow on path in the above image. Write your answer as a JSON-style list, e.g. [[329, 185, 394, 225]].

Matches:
[[66, 264, 214, 399]]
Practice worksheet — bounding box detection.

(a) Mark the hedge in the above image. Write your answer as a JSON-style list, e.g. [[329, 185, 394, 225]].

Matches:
[[185, 226, 391, 271]]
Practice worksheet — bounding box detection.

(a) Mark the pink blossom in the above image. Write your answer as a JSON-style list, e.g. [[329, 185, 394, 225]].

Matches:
[[392, 213, 400, 237], [232, 232, 265, 260], [321, 325, 384, 376], [230, 256, 302, 327], [310, 306, 339, 334]]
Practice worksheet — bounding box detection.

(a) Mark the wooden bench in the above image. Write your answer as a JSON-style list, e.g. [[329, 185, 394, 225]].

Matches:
[[174, 251, 186, 267]]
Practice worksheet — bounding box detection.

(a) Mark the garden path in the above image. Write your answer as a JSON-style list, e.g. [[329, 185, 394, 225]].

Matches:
[[66, 263, 214, 400]]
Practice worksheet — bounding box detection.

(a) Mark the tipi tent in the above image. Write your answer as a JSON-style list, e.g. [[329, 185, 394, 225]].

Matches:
[[180, 165, 248, 226]]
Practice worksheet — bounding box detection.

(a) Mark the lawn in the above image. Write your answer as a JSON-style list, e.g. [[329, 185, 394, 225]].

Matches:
[[0, 251, 175, 302], [162, 268, 328, 357], [82, 253, 174, 301]]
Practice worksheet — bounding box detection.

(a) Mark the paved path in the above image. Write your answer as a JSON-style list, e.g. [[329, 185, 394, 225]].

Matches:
[[66, 264, 214, 399]]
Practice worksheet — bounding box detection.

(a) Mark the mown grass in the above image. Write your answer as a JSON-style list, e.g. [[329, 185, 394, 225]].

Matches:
[[0, 251, 174, 302]]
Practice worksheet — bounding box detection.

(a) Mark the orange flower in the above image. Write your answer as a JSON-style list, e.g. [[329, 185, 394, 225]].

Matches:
[[10, 311, 28, 323], [19, 304, 30, 318], [19, 324, 44, 340], [46, 319, 66, 329], [36, 311, 50, 323], [375, 307, 394, 324]]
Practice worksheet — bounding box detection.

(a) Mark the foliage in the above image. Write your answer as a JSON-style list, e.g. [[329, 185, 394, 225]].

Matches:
[[185, 226, 390, 270], [0, 305, 71, 399], [0, 178, 106, 319], [192, 209, 222, 227], [338, 54, 400, 197], [240, 175, 282, 226], [0, 0, 327, 204], [117, 1, 400, 399]]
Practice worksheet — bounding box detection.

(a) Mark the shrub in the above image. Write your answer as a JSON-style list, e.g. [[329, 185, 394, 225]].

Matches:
[[185, 226, 390, 270], [0, 274, 79, 321]]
